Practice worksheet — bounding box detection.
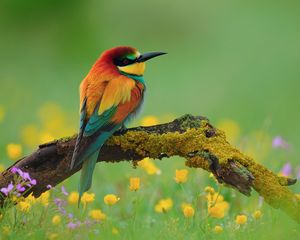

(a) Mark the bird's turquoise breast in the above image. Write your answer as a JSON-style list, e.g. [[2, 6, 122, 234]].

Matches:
[[121, 73, 146, 125], [120, 71, 145, 85]]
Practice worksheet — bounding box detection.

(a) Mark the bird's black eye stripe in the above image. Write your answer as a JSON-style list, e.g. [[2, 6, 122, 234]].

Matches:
[[114, 57, 136, 66]]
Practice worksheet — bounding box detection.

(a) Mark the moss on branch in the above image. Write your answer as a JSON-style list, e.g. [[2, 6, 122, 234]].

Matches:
[[0, 114, 299, 223]]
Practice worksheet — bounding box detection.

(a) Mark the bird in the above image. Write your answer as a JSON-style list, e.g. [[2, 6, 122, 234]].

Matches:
[[70, 46, 166, 204]]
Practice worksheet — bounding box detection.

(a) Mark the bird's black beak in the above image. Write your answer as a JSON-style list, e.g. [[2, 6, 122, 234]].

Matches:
[[137, 52, 167, 62]]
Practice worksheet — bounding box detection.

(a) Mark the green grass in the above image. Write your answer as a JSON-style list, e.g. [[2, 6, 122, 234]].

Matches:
[[0, 145, 299, 239]]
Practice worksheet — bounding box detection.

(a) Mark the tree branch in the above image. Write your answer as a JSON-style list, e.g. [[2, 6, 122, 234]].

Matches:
[[0, 114, 299, 222]]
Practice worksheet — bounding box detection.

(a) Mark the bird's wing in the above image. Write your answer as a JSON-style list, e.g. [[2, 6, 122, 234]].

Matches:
[[70, 76, 143, 169], [70, 77, 106, 169]]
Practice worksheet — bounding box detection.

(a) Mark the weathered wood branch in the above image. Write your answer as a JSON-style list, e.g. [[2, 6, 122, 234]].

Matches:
[[0, 115, 299, 222]]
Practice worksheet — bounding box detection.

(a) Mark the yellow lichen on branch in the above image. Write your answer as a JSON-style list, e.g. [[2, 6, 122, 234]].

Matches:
[[0, 114, 299, 223], [107, 119, 300, 222]]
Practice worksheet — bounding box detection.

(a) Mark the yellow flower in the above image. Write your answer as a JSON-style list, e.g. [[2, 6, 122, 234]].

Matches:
[[181, 203, 195, 218], [38, 102, 66, 133], [26, 193, 37, 204], [236, 214, 247, 225], [214, 225, 223, 234], [129, 177, 140, 191], [82, 192, 95, 204], [37, 191, 50, 206], [208, 205, 225, 219], [40, 131, 54, 143], [174, 169, 188, 184], [68, 192, 79, 204], [0, 164, 5, 172], [204, 186, 215, 194], [89, 209, 106, 221], [21, 124, 40, 147], [252, 210, 262, 220], [48, 233, 58, 240], [206, 193, 224, 203], [140, 115, 159, 126], [154, 198, 173, 213], [138, 158, 161, 175], [217, 119, 240, 144], [243, 131, 271, 161], [2, 226, 10, 235], [52, 215, 61, 225], [207, 192, 229, 219], [12, 195, 20, 203], [0, 105, 5, 122], [6, 143, 22, 160], [17, 200, 31, 212], [104, 194, 120, 206], [112, 227, 119, 235]]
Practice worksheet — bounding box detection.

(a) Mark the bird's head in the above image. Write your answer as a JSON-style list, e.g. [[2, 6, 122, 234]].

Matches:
[[100, 46, 166, 76]]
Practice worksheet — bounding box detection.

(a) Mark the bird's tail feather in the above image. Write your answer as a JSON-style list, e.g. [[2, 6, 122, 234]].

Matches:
[[75, 125, 121, 206], [78, 151, 98, 206]]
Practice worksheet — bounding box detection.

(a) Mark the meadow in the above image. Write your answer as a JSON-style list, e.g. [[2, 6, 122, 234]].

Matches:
[[0, 0, 300, 239]]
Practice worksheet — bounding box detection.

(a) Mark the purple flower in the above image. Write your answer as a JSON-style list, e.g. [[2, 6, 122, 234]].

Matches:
[[30, 179, 37, 185], [67, 222, 77, 229], [54, 198, 67, 207], [59, 206, 67, 215], [10, 167, 37, 188], [53, 198, 68, 215], [280, 162, 292, 177], [14, 168, 36, 185], [21, 171, 30, 180], [258, 196, 264, 208], [61, 186, 68, 196], [11, 167, 18, 174], [46, 184, 52, 189], [84, 219, 92, 227], [67, 221, 81, 229], [1, 182, 14, 196], [68, 213, 73, 219], [16, 168, 25, 178], [16, 183, 25, 193], [296, 166, 300, 180], [272, 136, 290, 149]]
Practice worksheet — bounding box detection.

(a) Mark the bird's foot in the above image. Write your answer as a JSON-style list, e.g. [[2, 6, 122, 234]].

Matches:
[[119, 124, 128, 134]]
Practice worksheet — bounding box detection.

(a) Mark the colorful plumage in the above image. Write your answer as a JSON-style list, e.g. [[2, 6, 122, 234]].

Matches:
[[70, 46, 166, 205]]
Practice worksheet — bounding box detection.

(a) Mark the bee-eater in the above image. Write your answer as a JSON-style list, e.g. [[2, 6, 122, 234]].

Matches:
[[70, 46, 166, 204]]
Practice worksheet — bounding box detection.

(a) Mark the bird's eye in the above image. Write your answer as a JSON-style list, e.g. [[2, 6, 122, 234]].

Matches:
[[113, 57, 134, 66], [122, 59, 129, 65]]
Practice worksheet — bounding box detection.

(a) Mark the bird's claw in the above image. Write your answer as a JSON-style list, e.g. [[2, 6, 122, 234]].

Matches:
[[119, 124, 128, 134]]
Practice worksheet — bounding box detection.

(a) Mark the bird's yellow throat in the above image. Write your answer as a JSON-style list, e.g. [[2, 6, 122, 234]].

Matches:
[[118, 62, 146, 76]]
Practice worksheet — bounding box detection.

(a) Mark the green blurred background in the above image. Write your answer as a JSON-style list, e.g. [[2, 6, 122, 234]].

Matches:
[[0, 0, 299, 161]]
